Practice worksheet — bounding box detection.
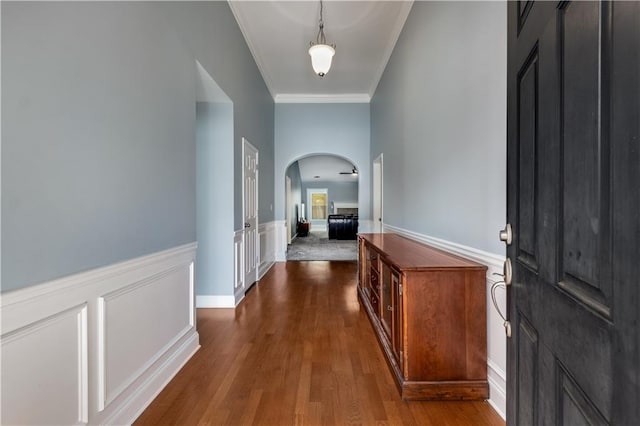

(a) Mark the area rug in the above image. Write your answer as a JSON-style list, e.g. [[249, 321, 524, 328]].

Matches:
[[286, 230, 358, 261]]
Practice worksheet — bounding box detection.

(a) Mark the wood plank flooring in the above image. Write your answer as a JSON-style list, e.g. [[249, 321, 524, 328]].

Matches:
[[134, 261, 505, 426]]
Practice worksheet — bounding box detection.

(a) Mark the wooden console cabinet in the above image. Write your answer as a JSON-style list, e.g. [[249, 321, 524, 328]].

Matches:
[[357, 233, 488, 400]]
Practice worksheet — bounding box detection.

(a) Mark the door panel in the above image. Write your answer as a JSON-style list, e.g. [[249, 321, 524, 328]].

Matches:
[[559, 1, 612, 317], [507, 2, 639, 424], [558, 364, 608, 426], [243, 139, 258, 289], [516, 48, 539, 270], [516, 313, 538, 426]]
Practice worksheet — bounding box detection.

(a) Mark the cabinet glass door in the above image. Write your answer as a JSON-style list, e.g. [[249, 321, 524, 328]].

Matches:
[[392, 272, 403, 370], [381, 261, 392, 339]]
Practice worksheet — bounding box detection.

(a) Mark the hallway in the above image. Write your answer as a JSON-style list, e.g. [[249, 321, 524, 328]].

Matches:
[[135, 262, 503, 425]]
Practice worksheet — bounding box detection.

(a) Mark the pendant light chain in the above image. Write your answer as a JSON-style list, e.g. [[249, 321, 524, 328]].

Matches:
[[312, 0, 334, 48], [317, 0, 326, 45]]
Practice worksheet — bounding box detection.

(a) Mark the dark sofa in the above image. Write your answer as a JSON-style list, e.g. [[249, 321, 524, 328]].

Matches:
[[328, 214, 359, 240]]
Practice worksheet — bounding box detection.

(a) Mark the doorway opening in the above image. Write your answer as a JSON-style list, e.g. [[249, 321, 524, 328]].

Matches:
[[284, 154, 359, 261], [307, 188, 328, 231], [195, 61, 236, 305]]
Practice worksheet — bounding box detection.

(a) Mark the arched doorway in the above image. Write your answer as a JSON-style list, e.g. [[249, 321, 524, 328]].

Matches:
[[284, 154, 360, 261]]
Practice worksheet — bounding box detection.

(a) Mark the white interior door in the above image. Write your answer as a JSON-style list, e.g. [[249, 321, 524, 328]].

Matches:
[[373, 154, 383, 233], [243, 138, 258, 288]]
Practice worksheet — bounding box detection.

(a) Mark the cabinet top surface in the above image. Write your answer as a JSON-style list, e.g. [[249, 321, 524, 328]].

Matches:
[[358, 233, 487, 271]]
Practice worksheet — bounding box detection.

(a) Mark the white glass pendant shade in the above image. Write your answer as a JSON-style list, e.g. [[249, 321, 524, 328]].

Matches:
[[308, 44, 335, 77]]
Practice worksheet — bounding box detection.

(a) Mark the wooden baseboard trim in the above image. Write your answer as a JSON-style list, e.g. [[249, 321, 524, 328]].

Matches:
[[401, 380, 489, 401]]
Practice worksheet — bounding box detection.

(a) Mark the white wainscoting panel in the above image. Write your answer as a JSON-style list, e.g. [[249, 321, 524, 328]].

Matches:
[[258, 221, 277, 279], [1, 304, 88, 425], [274, 220, 288, 262], [0, 243, 199, 425], [98, 266, 192, 410], [383, 225, 507, 419]]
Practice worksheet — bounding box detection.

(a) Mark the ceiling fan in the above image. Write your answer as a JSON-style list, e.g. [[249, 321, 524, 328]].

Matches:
[[339, 166, 358, 176]]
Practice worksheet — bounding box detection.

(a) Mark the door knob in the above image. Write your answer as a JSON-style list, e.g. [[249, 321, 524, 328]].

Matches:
[[503, 258, 512, 285], [499, 224, 512, 245], [492, 258, 512, 286], [244, 222, 251, 228]]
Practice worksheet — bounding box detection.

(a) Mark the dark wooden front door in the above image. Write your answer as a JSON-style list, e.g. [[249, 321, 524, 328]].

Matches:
[[506, 2, 639, 424]]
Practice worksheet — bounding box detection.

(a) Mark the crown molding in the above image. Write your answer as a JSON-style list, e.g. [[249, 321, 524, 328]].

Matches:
[[274, 93, 371, 104], [368, 0, 414, 98], [227, 0, 277, 100]]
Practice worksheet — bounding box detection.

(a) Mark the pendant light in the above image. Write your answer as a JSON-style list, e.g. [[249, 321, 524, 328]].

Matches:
[[308, 0, 336, 77]]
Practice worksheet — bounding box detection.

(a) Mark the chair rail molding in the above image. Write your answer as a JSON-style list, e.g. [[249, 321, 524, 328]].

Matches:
[[0, 243, 199, 425]]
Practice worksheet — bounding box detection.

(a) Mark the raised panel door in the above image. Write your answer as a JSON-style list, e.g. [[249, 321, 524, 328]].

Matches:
[[507, 2, 639, 423]]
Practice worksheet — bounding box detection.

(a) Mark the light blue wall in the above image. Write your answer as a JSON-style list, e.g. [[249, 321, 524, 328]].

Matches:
[[285, 162, 302, 240], [371, 1, 507, 254], [275, 104, 370, 223], [196, 102, 234, 296], [162, 2, 275, 230], [2, 2, 274, 292]]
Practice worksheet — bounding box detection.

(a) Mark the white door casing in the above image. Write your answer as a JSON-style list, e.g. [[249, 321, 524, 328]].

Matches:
[[243, 138, 258, 289], [285, 176, 292, 244], [373, 154, 383, 233]]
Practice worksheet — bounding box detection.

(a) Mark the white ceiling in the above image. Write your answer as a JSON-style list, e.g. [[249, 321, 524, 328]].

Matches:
[[296, 155, 359, 183], [228, 0, 414, 102]]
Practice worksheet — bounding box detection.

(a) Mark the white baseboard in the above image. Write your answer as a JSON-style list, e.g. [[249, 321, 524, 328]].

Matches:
[[383, 225, 506, 419], [0, 243, 199, 425], [196, 295, 235, 308], [487, 359, 507, 420]]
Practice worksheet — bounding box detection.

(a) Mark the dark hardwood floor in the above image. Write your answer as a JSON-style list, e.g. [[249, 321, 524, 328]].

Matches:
[[134, 261, 504, 426]]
